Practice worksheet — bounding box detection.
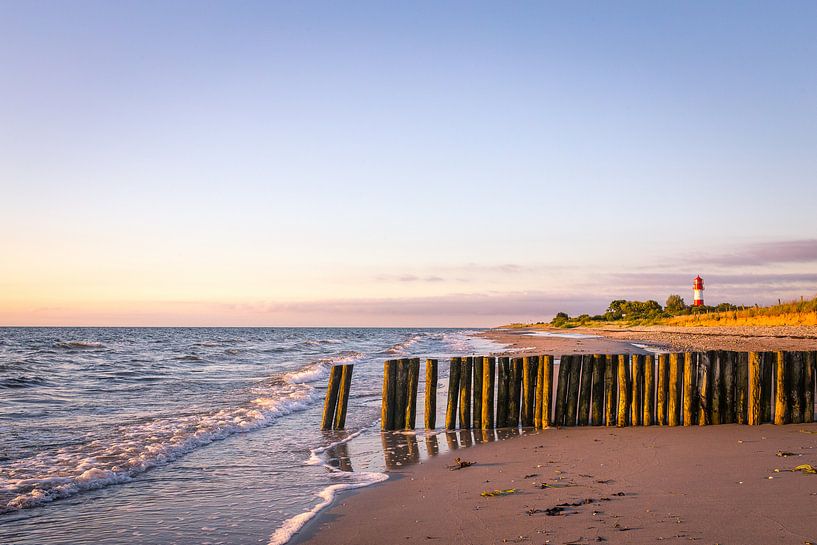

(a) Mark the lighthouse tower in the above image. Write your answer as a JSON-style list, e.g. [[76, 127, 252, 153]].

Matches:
[[693, 275, 704, 307]]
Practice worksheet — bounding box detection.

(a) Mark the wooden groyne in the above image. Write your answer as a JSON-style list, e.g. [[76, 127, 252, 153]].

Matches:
[[372, 351, 817, 430], [321, 364, 354, 430]]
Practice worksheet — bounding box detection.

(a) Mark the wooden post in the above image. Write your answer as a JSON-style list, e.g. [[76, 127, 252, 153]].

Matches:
[[630, 354, 643, 426], [604, 354, 617, 426], [774, 351, 788, 425], [482, 356, 496, 429], [591, 354, 605, 426], [735, 352, 748, 425], [578, 355, 593, 426], [747, 352, 762, 425], [565, 355, 581, 426], [405, 358, 420, 429], [657, 353, 668, 425], [788, 351, 804, 425], [697, 352, 711, 426], [496, 357, 510, 428], [425, 359, 438, 429], [445, 357, 461, 430], [381, 359, 397, 431], [509, 358, 522, 427], [521, 356, 537, 427], [473, 356, 484, 429], [643, 354, 655, 426], [393, 359, 409, 429], [710, 351, 722, 425], [805, 352, 815, 423], [668, 353, 681, 427], [534, 355, 545, 428], [458, 357, 473, 429], [721, 351, 736, 424], [617, 354, 630, 427], [682, 353, 696, 426], [321, 365, 343, 430], [334, 364, 354, 430], [555, 355, 570, 426], [761, 352, 774, 423], [540, 355, 554, 427]]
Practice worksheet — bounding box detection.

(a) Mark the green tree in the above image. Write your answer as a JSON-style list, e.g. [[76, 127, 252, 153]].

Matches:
[[665, 294, 687, 313]]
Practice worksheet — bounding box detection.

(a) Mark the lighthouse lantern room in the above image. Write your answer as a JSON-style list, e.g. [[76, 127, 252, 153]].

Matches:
[[693, 275, 704, 307]]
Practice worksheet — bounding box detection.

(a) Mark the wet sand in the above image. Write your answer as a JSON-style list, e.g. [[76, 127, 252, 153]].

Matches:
[[482, 325, 817, 354], [293, 424, 817, 545]]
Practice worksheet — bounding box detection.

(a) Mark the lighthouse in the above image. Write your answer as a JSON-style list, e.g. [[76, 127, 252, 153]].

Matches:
[[693, 275, 704, 307]]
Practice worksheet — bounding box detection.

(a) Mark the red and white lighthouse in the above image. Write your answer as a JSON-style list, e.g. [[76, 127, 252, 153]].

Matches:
[[693, 275, 704, 307]]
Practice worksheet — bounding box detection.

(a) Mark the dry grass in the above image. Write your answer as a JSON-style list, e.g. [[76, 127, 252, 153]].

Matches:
[[664, 296, 817, 327]]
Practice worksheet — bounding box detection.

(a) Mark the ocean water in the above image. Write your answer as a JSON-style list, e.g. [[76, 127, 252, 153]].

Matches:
[[0, 327, 506, 545]]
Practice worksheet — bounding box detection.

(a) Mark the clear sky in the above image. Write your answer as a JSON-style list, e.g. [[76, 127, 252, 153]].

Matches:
[[2, 1, 816, 326]]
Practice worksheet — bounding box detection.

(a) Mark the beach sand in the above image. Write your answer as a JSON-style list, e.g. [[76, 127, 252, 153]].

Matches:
[[294, 424, 817, 545], [482, 325, 817, 354], [291, 326, 817, 545]]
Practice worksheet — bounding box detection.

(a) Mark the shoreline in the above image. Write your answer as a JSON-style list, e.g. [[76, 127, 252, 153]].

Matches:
[[483, 324, 817, 353], [292, 423, 817, 545]]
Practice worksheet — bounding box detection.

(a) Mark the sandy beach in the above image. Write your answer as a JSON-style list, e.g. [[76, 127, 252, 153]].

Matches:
[[482, 325, 817, 354], [291, 326, 817, 545], [294, 423, 817, 545]]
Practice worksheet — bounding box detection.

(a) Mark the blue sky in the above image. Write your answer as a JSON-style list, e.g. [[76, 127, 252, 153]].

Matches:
[[2, 1, 816, 326]]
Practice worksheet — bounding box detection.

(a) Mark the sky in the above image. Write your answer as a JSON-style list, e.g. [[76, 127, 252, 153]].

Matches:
[[1, 1, 816, 327]]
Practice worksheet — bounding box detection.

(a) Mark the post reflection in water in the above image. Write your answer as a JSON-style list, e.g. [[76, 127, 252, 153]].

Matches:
[[378, 427, 537, 470], [321, 431, 354, 472], [424, 433, 439, 456]]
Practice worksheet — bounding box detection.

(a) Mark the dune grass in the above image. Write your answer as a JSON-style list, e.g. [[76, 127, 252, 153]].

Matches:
[[663, 296, 817, 327]]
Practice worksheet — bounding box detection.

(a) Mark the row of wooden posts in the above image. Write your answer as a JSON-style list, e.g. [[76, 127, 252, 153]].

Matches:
[[376, 351, 817, 430]]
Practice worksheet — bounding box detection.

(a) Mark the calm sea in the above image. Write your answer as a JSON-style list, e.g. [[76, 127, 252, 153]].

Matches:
[[0, 327, 506, 545]]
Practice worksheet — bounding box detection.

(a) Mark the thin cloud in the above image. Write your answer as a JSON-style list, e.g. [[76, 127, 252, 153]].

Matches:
[[703, 239, 817, 267]]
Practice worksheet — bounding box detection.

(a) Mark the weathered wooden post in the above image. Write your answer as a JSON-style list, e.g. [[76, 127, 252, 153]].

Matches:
[[473, 356, 484, 429], [657, 353, 668, 425], [540, 355, 554, 427], [735, 352, 748, 425], [617, 354, 630, 427], [509, 357, 522, 427], [522, 356, 537, 427], [721, 351, 736, 423], [630, 354, 643, 427], [604, 354, 617, 426], [459, 356, 473, 429], [482, 356, 496, 429], [381, 359, 397, 431], [393, 358, 409, 429], [682, 352, 695, 426], [334, 364, 354, 430], [534, 355, 544, 429], [445, 357, 461, 430], [697, 352, 711, 426], [643, 354, 655, 426], [321, 365, 343, 430], [565, 355, 581, 426], [591, 354, 605, 426], [761, 352, 774, 423], [497, 357, 510, 427], [805, 351, 815, 423], [710, 351, 722, 425], [747, 351, 762, 425], [668, 353, 681, 426], [425, 359, 438, 429], [774, 351, 788, 425], [405, 358, 420, 429], [788, 351, 804, 424], [578, 355, 593, 426], [555, 355, 570, 426]]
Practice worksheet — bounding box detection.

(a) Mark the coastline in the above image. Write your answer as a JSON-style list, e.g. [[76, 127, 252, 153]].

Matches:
[[286, 326, 817, 545], [293, 423, 817, 545]]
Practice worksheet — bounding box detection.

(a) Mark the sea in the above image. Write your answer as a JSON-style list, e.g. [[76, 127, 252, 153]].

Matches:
[[0, 327, 508, 545]]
